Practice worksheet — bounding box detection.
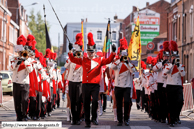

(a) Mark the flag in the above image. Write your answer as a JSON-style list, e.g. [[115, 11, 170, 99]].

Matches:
[[45, 23, 52, 50], [128, 16, 141, 70], [102, 19, 111, 58], [81, 20, 84, 51]]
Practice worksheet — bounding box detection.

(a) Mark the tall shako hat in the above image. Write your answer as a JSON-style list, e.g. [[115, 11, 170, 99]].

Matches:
[[87, 32, 96, 52], [44, 48, 51, 59], [169, 40, 179, 57], [119, 37, 128, 56], [74, 33, 83, 52], [163, 41, 170, 57]]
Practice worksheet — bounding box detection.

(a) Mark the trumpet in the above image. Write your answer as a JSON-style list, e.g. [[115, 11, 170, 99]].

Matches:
[[21, 50, 29, 58], [75, 51, 82, 58], [123, 56, 128, 61]]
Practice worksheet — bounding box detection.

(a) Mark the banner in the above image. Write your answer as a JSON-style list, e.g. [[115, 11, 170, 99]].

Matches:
[[81, 20, 84, 51]]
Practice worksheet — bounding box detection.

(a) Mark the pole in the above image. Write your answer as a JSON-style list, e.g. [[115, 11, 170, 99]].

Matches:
[[58, 33, 60, 65], [43, 5, 46, 24], [182, 0, 184, 64]]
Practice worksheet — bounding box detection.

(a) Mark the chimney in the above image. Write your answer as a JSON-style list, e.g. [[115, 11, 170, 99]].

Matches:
[[114, 14, 118, 20], [133, 6, 137, 12], [146, 2, 149, 7], [85, 18, 87, 22]]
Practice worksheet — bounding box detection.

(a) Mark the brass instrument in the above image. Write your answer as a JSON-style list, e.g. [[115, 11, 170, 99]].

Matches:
[[75, 51, 82, 58], [123, 56, 128, 61], [175, 58, 180, 65], [21, 50, 28, 58]]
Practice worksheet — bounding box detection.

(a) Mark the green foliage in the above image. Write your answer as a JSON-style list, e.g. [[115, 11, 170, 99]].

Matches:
[[28, 9, 51, 55], [53, 46, 58, 51]]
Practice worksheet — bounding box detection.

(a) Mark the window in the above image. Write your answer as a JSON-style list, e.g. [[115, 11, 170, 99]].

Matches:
[[73, 30, 80, 41], [1, 20, 6, 42], [190, 6, 193, 38], [178, 17, 180, 40], [14, 30, 18, 45], [0, 73, 9, 79], [97, 31, 102, 40], [9, 26, 13, 43], [112, 31, 116, 40]]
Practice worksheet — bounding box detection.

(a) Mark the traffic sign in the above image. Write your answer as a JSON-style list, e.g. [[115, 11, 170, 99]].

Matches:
[[147, 42, 155, 50]]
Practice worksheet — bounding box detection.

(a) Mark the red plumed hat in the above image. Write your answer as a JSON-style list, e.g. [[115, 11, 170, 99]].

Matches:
[[146, 56, 153, 64], [26, 34, 35, 47], [157, 50, 163, 60], [151, 57, 157, 66], [50, 52, 54, 60], [141, 61, 146, 69], [44, 48, 51, 58], [120, 37, 128, 50], [169, 40, 178, 51], [163, 41, 170, 52], [169, 40, 179, 57], [35, 49, 40, 58], [87, 32, 95, 46], [39, 52, 43, 57], [83, 52, 87, 57], [39, 52, 43, 65], [53, 53, 57, 60], [31, 40, 37, 50], [75, 33, 83, 46], [87, 32, 96, 52], [17, 35, 26, 46]]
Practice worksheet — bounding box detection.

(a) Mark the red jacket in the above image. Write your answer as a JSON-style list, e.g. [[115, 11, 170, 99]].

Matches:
[[68, 52, 115, 84]]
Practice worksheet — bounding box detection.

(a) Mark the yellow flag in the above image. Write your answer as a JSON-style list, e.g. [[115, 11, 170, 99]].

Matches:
[[128, 16, 141, 70], [81, 20, 84, 51], [51, 46, 54, 52]]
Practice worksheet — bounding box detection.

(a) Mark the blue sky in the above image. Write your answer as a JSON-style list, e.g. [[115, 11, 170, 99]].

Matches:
[[19, 0, 171, 47]]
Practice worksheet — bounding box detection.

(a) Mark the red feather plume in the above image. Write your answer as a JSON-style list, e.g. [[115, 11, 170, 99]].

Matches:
[[169, 40, 178, 51], [35, 49, 40, 58], [120, 37, 128, 50], [17, 35, 26, 46], [87, 32, 95, 46], [117, 47, 120, 55], [163, 41, 170, 52], [146, 56, 153, 64], [44, 48, 51, 58], [75, 33, 83, 46], [151, 57, 157, 66]]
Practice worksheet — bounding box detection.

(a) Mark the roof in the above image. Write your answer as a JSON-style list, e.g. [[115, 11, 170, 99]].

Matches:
[[154, 32, 167, 39]]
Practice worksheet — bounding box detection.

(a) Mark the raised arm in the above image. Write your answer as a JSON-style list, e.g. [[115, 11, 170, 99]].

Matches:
[[68, 52, 82, 65], [101, 52, 116, 66]]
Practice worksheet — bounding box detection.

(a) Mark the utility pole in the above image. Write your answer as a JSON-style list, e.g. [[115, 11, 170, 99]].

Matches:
[[182, 0, 184, 64]]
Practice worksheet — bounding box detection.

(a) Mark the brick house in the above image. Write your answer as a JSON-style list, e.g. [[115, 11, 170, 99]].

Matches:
[[122, 0, 170, 61], [167, 0, 194, 82], [0, 0, 29, 71]]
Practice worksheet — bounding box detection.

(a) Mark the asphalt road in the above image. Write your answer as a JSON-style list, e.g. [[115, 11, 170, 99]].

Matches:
[[0, 94, 194, 129]]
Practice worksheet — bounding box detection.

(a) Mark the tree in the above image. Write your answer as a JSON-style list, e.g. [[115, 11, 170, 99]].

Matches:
[[28, 9, 51, 55]]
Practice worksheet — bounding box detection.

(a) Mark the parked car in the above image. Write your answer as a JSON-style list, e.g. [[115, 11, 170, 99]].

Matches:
[[0, 71, 13, 96], [61, 67, 66, 74]]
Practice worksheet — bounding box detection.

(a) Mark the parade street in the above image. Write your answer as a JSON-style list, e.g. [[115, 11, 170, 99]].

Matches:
[[0, 94, 193, 129]]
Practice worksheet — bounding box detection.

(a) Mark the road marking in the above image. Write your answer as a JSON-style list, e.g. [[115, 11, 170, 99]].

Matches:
[[169, 127, 190, 129], [131, 126, 151, 129]]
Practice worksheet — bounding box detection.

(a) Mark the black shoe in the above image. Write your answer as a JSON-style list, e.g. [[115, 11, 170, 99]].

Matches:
[[85, 123, 91, 128], [57, 106, 60, 108], [177, 120, 181, 124], [36, 117, 40, 121], [103, 110, 106, 112], [27, 116, 31, 120], [124, 120, 129, 126], [170, 123, 174, 127], [76, 120, 81, 125], [92, 120, 98, 125], [32, 116, 37, 120], [117, 122, 122, 126], [71, 121, 76, 125], [52, 108, 54, 111], [48, 113, 51, 117], [23, 118, 28, 121], [41, 117, 44, 119], [54, 106, 56, 109], [16, 118, 22, 121]]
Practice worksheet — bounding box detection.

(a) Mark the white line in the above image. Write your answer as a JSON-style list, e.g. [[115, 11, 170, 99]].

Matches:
[[169, 127, 190, 129]]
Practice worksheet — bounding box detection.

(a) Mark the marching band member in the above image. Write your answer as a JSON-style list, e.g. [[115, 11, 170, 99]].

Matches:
[[153, 41, 170, 123], [111, 38, 135, 126], [56, 67, 63, 108], [163, 41, 185, 127], [65, 33, 83, 125], [10, 35, 34, 121], [68, 32, 116, 127]]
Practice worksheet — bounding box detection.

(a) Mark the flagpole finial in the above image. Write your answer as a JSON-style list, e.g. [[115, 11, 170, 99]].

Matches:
[[43, 5, 46, 23], [136, 6, 140, 15]]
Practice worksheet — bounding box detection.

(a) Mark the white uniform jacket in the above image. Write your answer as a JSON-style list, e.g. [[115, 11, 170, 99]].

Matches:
[[133, 78, 141, 90], [10, 57, 33, 84], [153, 62, 165, 84], [65, 59, 82, 82], [163, 63, 185, 86], [111, 59, 136, 88]]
